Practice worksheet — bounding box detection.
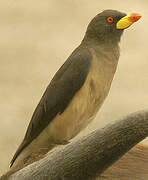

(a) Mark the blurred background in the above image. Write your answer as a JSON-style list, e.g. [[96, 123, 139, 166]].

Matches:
[[0, 0, 148, 175]]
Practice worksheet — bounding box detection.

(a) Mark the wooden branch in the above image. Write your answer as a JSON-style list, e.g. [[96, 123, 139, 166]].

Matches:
[[7, 109, 148, 180]]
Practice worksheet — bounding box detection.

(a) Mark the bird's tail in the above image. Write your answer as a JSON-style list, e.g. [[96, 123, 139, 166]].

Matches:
[[0, 144, 59, 180]]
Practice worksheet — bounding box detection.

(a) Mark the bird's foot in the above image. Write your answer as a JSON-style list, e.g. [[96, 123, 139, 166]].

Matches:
[[55, 140, 70, 145]]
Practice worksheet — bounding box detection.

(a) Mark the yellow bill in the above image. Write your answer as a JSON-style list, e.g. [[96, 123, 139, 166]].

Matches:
[[116, 13, 141, 29]]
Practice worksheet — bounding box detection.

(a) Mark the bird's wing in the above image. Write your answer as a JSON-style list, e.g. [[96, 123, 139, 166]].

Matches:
[[10, 46, 92, 166]]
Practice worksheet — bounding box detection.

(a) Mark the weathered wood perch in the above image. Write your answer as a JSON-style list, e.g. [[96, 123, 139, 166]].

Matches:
[[4, 109, 148, 180]]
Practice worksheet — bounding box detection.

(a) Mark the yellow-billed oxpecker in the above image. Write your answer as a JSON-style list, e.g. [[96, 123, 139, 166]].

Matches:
[[10, 10, 141, 168]]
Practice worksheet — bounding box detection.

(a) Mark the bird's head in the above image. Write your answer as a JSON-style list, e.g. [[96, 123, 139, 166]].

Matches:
[[84, 10, 141, 44]]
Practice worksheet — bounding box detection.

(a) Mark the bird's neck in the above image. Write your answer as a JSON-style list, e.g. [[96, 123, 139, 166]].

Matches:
[[82, 39, 120, 64]]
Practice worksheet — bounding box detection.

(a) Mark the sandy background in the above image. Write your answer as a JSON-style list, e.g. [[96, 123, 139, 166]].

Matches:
[[0, 0, 148, 175]]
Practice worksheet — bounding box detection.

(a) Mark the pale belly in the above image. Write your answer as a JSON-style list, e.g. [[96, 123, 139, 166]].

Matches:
[[45, 60, 110, 143]]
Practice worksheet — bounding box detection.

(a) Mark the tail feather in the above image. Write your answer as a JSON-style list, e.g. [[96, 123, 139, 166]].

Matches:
[[10, 140, 28, 167]]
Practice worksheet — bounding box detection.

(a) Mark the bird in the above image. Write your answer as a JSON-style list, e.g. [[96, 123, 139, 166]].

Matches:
[[10, 10, 141, 168]]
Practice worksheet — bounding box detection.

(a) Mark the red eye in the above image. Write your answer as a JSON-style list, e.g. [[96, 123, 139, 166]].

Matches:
[[107, 17, 114, 23]]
